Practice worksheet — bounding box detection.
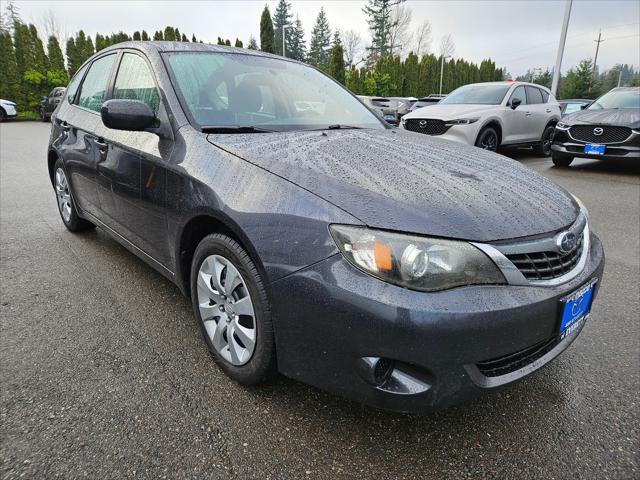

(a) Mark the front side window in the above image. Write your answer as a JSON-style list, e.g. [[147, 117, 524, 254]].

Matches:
[[66, 64, 88, 104], [164, 52, 383, 131], [113, 53, 160, 114], [509, 86, 527, 106], [78, 54, 117, 112], [589, 88, 640, 109], [440, 84, 511, 105]]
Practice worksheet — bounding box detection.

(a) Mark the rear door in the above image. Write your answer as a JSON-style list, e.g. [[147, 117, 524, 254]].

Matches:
[[93, 50, 173, 266], [55, 54, 118, 218], [525, 86, 549, 141]]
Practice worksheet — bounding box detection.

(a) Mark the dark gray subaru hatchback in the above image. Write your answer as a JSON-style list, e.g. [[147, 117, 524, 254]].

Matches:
[[47, 42, 604, 412]]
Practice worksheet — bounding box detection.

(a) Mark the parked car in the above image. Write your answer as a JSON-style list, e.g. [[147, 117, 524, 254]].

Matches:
[[409, 94, 447, 112], [551, 87, 640, 166], [357, 95, 398, 125], [47, 42, 604, 412], [39, 87, 66, 121], [387, 97, 416, 119], [0, 98, 17, 122], [401, 81, 561, 156], [559, 98, 591, 117]]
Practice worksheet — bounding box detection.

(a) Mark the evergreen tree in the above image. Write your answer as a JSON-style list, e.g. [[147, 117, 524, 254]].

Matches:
[[66, 37, 79, 75], [247, 35, 258, 50], [174, 28, 181, 41], [181, 33, 188, 42], [235, 38, 243, 48], [308, 8, 331, 69], [217, 37, 225, 45], [133, 31, 141, 41], [225, 39, 231, 46], [260, 5, 275, 54], [191, 34, 197, 42], [95, 33, 106, 51], [560, 59, 595, 99], [163, 26, 176, 41], [29, 24, 48, 71], [287, 15, 306, 61], [46, 35, 65, 72], [328, 41, 346, 84], [142, 30, 150, 41], [272, 0, 292, 56], [153, 30, 163, 41], [362, 0, 404, 61], [0, 31, 20, 102]]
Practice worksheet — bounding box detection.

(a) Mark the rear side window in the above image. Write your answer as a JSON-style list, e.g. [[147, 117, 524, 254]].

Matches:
[[540, 89, 549, 103], [66, 64, 88, 104], [78, 54, 117, 112], [113, 53, 160, 114], [525, 86, 543, 104]]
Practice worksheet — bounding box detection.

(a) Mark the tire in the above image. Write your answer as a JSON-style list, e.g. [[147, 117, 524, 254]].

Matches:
[[190, 233, 276, 385], [551, 151, 573, 167], [475, 127, 499, 152], [533, 125, 555, 157], [53, 159, 95, 232], [0, 108, 6, 123], [39, 107, 47, 122]]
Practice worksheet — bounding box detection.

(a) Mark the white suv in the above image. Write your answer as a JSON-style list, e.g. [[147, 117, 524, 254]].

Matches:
[[0, 99, 17, 122], [400, 81, 561, 156]]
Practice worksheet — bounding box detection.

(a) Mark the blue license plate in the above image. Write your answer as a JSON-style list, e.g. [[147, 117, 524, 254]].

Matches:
[[584, 144, 605, 155], [559, 280, 597, 339], [385, 114, 394, 121]]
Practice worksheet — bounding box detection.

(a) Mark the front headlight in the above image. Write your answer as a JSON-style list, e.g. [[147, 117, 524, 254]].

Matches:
[[571, 194, 589, 219], [556, 121, 570, 130], [329, 225, 506, 292], [444, 118, 479, 126]]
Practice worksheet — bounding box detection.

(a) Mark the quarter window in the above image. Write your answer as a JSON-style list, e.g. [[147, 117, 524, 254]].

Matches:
[[525, 86, 543, 104], [113, 53, 160, 114], [78, 54, 117, 112], [66, 64, 88, 104], [509, 86, 527, 106], [540, 90, 549, 103]]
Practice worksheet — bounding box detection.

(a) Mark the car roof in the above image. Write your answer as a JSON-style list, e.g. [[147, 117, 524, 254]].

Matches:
[[559, 99, 591, 103]]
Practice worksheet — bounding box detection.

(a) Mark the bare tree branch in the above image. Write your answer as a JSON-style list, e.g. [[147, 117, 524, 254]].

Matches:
[[440, 33, 455, 58], [342, 29, 364, 68], [413, 19, 432, 57], [388, 4, 412, 57]]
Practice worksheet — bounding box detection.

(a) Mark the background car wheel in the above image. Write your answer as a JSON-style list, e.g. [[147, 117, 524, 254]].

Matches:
[[39, 108, 47, 122], [475, 127, 499, 152], [533, 125, 555, 157], [190, 233, 276, 385], [551, 151, 573, 167], [53, 159, 95, 232], [0, 108, 6, 122]]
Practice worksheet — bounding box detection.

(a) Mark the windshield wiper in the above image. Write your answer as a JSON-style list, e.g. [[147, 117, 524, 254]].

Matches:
[[326, 124, 362, 130], [201, 125, 277, 134]]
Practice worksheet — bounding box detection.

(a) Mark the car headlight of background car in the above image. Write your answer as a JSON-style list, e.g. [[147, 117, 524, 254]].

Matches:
[[444, 118, 479, 126], [556, 121, 570, 130], [329, 225, 506, 291]]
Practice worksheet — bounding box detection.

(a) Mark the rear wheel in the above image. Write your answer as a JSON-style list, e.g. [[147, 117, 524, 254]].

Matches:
[[190, 233, 276, 385], [534, 125, 555, 157], [0, 108, 6, 122], [551, 151, 573, 167], [53, 159, 95, 232], [475, 127, 499, 152]]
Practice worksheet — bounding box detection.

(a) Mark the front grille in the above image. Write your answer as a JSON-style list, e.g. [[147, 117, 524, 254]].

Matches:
[[404, 119, 450, 136], [506, 233, 583, 281], [476, 336, 558, 377], [569, 125, 631, 144]]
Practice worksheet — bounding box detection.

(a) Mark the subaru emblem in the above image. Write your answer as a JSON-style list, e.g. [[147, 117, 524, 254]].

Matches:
[[557, 231, 577, 254], [593, 127, 603, 136]]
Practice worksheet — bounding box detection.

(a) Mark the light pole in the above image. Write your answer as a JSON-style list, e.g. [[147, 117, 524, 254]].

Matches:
[[282, 25, 291, 57], [551, 0, 573, 96], [439, 55, 451, 96]]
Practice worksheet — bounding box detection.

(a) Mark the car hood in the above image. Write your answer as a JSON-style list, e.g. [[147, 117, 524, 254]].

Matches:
[[564, 108, 640, 129], [404, 104, 496, 119], [207, 129, 578, 242]]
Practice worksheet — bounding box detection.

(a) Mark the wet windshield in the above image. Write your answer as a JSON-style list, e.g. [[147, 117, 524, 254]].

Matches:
[[440, 84, 511, 105], [165, 52, 384, 131], [589, 89, 640, 109]]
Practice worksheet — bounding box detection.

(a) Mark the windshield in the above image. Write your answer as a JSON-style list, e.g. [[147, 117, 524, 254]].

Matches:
[[440, 84, 511, 105], [588, 88, 640, 110], [165, 52, 384, 131]]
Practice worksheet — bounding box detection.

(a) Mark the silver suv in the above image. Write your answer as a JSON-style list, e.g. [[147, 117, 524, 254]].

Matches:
[[400, 81, 561, 156]]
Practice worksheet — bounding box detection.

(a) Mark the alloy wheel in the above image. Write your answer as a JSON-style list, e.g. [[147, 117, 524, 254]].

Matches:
[[542, 128, 553, 156], [197, 254, 256, 366], [480, 131, 498, 151], [55, 168, 72, 223]]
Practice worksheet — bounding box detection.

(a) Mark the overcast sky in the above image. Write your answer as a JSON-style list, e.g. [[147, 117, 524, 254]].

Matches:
[[11, 0, 640, 76]]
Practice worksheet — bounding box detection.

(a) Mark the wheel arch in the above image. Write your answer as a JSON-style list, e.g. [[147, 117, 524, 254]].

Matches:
[[175, 210, 267, 299], [47, 149, 60, 186], [478, 119, 503, 146]]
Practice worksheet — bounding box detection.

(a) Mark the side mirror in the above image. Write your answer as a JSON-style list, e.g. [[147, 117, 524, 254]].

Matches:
[[580, 103, 590, 110], [101, 99, 156, 131], [510, 98, 522, 110]]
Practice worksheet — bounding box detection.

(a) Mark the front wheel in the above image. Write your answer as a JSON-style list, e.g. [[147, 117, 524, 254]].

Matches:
[[53, 159, 95, 232], [551, 151, 573, 167], [0, 109, 6, 123], [39, 107, 47, 122], [475, 127, 499, 152], [190, 233, 276, 385], [533, 125, 555, 157]]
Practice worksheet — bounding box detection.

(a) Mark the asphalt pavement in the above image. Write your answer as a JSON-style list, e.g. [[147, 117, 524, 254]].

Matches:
[[1, 121, 638, 479]]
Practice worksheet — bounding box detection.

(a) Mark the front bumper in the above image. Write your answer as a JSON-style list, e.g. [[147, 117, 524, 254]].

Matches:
[[270, 232, 604, 412], [552, 128, 640, 160], [400, 120, 481, 146], [1, 104, 17, 117]]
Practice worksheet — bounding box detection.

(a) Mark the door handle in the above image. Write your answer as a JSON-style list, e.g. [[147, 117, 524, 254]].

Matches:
[[546, 109, 552, 113], [59, 121, 71, 132], [525, 112, 532, 116], [95, 138, 108, 153]]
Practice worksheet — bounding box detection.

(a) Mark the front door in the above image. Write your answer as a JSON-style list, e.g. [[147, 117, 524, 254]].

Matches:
[[503, 86, 531, 144]]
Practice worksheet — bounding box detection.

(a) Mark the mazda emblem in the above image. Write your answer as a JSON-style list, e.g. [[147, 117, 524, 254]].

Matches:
[[593, 127, 603, 136], [419, 120, 428, 129], [557, 231, 577, 254]]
